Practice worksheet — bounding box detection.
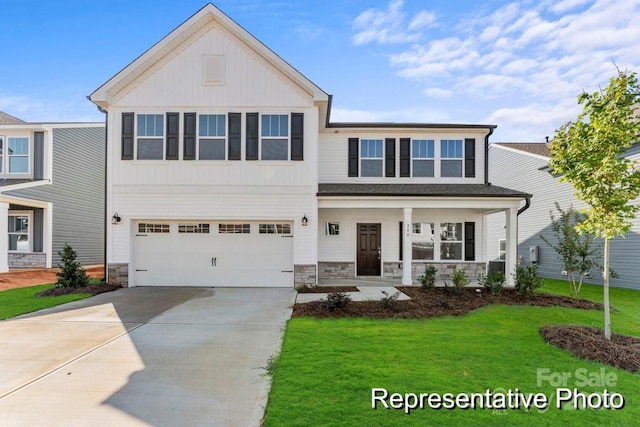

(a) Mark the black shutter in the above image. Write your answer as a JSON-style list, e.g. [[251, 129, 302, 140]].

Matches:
[[348, 138, 359, 177], [464, 222, 475, 261], [400, 138, 410, 177], [166, 112, 179, 160], [228, 113, 241, 160], [465, 138, 476, 178], [121, 112, 134, 160], [246, 112, 258, 160], [291, 113, 304, 161], [183, 113, 196, 160], [385, 138, 396, 177], [399, 221, 403, 261]]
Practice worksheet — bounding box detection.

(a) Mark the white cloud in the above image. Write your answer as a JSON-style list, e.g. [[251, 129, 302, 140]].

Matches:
[[549, 0, 593, 14], [351, 0, 436, 45], [423, 87, 452, 98]]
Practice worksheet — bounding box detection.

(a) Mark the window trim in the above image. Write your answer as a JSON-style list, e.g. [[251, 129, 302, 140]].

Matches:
[[8, 211, 32, 252], [498, 238, 506, 261], [440, 139, 463, 178], [260, 113, 290, 161], [325, 222, 340, 236], [135, 114, 165, 160], [359, 138, 384, 177], [439, 222, 464, 261], [0, 135, 31, 176], [411, 139, 435, 178], [197, 113, 227, 161]]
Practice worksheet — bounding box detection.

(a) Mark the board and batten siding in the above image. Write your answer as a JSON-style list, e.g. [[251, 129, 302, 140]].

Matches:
[[318, 208, 485, 263], [318, 130, 487, 184], [488, 144, 640, 290], [7, 126, 106, 266]]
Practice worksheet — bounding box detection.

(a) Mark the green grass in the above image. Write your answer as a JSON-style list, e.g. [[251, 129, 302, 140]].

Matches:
[[264, 280, 640, 426], [0, 284, 92, 320]]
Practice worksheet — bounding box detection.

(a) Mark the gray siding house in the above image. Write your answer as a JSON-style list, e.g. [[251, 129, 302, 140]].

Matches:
[[0, 111, 105, 271], [487, 142, 640, 290]]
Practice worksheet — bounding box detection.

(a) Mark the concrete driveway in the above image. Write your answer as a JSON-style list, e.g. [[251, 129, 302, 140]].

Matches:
[[0, 287, 295, 427]]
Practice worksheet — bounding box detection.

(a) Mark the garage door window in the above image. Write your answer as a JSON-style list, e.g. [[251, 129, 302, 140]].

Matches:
[[179, 223, 210, 233], [138, 223, 170, 233], [259, 224, 291, 234], [219, 224, 250, 234]]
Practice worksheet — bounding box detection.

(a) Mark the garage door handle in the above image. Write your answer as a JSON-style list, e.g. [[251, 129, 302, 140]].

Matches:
[[212, 257, 216, 267], [136, 269, 148, 272], [281, 270, 293, 273]]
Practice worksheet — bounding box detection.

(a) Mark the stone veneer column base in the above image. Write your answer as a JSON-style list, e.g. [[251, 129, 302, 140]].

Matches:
[[8, 253, 47, 268], [294, 264, 316, 288], [107, 263, 129, 287], [317, 262, 356, 279], [383, 261, 487, 285]]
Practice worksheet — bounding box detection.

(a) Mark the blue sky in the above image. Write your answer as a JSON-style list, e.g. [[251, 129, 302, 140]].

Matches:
[[1, 0, 638, 141]]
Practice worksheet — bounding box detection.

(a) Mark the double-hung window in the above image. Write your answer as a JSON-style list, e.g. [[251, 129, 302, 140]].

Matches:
[[440, 139, 463, 177], [8, 213, 30, 252], [199, 114, 226, 160], [360, 139, 383, 177], [8, 137, 29, 173], [440, 222, 463, 260], [261, 114, 289, 160], [137, 114, 164, 160], [412, 222, 434, 260], [412, 139, 434, 177]]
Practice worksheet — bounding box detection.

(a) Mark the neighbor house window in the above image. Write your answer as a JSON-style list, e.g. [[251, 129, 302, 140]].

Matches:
[[199, 114, 226, 160], [360, 139, 383, 177], [8, 213, 30, 251], [412, 222, 434, 260], [8, 137, 29, 173], [261, 114, 288, 160], [137, 114, 164, 160], [325, 222, 340, 236], [498, 239, 506, 261], [440, 222, 463, 260], [440, 139, 462, 177], [412, 139, 434, 177]]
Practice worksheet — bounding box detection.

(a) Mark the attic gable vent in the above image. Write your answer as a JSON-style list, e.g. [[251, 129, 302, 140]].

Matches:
[[202, 55, 224, 85]]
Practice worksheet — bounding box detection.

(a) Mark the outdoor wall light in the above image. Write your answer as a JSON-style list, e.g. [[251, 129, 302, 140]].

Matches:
[[111, 213, 122, 225], [301, 215, 308, 226]]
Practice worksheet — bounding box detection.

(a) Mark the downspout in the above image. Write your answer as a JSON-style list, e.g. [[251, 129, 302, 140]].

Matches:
[[484, 127, 494, 185], [517, 196, 531, 216]]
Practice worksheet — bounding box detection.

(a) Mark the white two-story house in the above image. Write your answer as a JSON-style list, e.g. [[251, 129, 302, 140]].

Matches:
[[90, 3, 529, 288]]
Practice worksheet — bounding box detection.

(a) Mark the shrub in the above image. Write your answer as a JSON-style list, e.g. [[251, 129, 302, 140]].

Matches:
[[452, 268, 469, 294], [479, 271, 506, 296], [380, 290, 400, 311], [296, 284, 315, 293], [55, 243, 89, 288], [515, 265, 543, 298], [419, 265, 437, 289], [318, 291, 351, 311]]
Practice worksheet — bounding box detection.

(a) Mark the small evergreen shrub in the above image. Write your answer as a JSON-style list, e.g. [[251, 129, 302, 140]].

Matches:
[[419, 265, 437, 289], [479, 271, 506, 296], [55, 243, 89, 289], [318, 291, 351, 311], [515, 265, 543, 298], [380, 290, 400, 311], [452, 268, 469, 294]]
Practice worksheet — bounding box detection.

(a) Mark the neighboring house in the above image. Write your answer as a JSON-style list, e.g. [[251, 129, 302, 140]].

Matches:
[[0, 111, 105, 271], [89, 3, 529, 288], [488, 142, 640, 290]]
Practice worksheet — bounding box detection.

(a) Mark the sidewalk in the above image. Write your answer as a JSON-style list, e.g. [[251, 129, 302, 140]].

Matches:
[[0, 265, 104, 291]]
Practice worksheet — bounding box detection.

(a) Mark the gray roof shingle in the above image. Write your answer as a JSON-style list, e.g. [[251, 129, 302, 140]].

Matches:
[[0, 111, 25, 125], [318, 183, 530, 198], [493, 142, 550, 158]]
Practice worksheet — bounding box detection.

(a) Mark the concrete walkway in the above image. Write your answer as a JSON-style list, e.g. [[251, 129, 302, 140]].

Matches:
[[296, 286, 410, 303], [0, 287, 295, 427]]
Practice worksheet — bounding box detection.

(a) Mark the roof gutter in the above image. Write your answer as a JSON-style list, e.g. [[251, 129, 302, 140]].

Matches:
[[484, 127, 494, 185]]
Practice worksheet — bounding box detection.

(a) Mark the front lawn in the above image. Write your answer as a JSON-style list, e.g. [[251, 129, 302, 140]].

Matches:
[[0, 284, 92, 320], [264, 281, 640, 426]]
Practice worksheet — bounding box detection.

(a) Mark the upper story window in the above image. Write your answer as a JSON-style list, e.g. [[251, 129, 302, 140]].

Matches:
[[137, 114, 164, 160], [440, 139, 463, 177], [360, 139, 383, 177], [412, 139, 434, 177], [261, 114, 289, 160], [199, 114, 226, 160]]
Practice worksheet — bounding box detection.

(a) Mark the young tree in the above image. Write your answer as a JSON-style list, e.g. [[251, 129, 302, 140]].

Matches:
[[540, 203, 601, 298], [549, 69, 640, 339], [56, 243, 89, 288]]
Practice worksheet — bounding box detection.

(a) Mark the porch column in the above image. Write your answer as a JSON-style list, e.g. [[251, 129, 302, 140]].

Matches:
[[0, 202, 8, 272], [505, 207, 518, 286], [402, 208, 413, 285]]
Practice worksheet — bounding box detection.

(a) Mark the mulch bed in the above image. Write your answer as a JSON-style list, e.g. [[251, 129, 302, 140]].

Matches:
[[292, 287, 603, 319], [541, 325, 640, 373], [36, 284, 121, 297], [298, 286, 359, 293]]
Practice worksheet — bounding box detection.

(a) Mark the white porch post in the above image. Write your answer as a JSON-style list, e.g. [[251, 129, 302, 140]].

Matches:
[[402, 208, 413, 285], [0, 202, 9, 272], [505, 207, 518, 286], [44, 202, 53, 268]]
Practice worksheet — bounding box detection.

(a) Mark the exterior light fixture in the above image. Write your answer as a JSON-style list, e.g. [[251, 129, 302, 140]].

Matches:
[[111, 213, 122, 225], [301, 215, 308, 226]]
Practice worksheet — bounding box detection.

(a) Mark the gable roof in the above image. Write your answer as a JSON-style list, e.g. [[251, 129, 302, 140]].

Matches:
[[492, 142, 550, 158], [90, 3, 328, 109], [0, 111, 25, 125]]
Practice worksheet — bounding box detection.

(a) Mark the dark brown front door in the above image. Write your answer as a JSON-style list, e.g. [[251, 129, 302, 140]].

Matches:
[[357, 223, 381, 276]]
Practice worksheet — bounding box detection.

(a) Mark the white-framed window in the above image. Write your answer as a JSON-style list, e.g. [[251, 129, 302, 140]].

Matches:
[[0, 136, 3, 173], [360, 139, 383, 177], [261, 114, 289, 160], [219, 224, 250, 234], [259, 223, 291, 234], [412, 139, 434, 177], [498, 239, 506, 261], [412, 222, 434, 260], [178, 223, 210, 234], [440, 222, 463, 260], [7, 137, 30, 174], [440, 139, 463, 177], [8, 212, 32, 252], [198, 114, 226, 160], [325, 222, 340, 236], [136, 114, 164, 160], [138, 223, 170, 233]]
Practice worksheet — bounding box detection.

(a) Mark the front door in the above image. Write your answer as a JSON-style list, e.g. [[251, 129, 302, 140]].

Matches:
[[357, 223, 381, 276]]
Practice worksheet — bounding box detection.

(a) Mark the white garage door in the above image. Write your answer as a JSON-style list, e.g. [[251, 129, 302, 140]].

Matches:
[[133, 221, 294, 287]]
